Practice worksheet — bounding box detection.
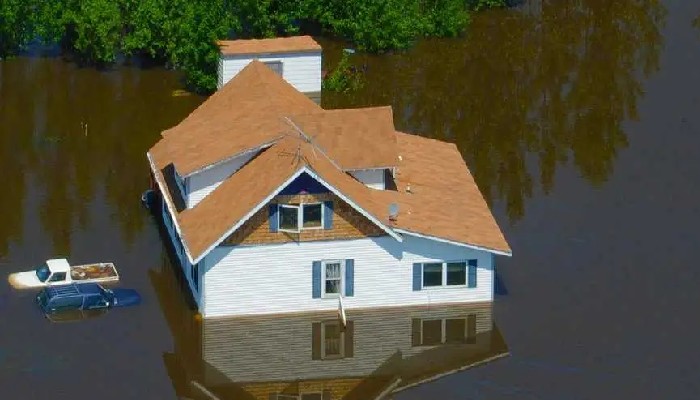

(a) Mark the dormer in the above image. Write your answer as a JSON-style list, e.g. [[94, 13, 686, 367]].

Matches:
[[217, 36, 322, 99], [171, 147, 266, 209], [347, 168, 396, 190]]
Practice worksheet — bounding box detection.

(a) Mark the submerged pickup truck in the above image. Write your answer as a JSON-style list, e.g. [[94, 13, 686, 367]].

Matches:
[[8, 258, 120, 289], [36, 282, 140, 317]]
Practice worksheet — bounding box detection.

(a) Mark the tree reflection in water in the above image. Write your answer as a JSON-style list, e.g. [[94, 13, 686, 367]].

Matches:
[[323, 0, 666, 222]]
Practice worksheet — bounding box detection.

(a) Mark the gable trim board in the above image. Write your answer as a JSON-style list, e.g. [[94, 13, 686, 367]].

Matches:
[[394, 229, 512, 257], [190, 165, 402, 265], [183, 140, 278, 179], [147, 151, 196, 264]]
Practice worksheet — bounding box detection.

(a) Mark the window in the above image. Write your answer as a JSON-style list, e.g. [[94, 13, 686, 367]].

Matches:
[[322, 321, 344, 359], [278, 203, 324, 232], [48, 272, 67, 282], [416, 315, 477, 346], [420, 261, 472, 288], [263, 61, 283, 76], [302, 203, 322, 228], [279, 204, 299, 231], [50, 296, 83, 310], [323, 261, 343, 297], [422, 263, 442, 287], [84, 294, 109, 309], [446, 262, 467, 285]]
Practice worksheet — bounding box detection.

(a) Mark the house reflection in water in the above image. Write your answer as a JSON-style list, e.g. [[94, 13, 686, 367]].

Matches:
[[151, 258, 509, 400]]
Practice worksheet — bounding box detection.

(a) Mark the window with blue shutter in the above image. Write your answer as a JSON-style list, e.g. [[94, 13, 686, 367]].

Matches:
[[312, 261, 322, 298], [323, 201, 334, 229], [468, 259, 477, 288], [268, 204, 279, 232], [345, 259, 354, 297], [412, 263, 422, 291]]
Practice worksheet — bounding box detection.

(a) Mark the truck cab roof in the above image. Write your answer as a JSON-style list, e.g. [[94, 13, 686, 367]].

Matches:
[[46, 258, 71, 273]]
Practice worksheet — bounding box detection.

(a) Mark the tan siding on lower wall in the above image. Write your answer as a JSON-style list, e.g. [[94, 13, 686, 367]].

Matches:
[[224, 193, 386, 246], [201, 304, 495, 386]]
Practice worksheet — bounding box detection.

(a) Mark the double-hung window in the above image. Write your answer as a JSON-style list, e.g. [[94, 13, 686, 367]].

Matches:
[[323, 260, 343, 297], [279, 203, 323, 232]]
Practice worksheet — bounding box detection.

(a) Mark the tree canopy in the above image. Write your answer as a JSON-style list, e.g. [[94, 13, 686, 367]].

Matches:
[[0, 0, 507, 92]]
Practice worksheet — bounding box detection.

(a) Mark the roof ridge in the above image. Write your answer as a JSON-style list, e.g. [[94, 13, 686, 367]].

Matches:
[[282, 116, 344, 172]]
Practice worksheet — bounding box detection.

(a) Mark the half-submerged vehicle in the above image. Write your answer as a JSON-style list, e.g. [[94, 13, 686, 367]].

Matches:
[[36, 283, 141, 317], [8, 258, 119, 289]]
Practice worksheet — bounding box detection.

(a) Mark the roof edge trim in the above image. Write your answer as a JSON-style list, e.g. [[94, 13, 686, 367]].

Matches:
[[182, 139, 280, 178], [192, 165, 403, 264], [303, 167, 403, 243], [191, 166, 309, 265], [394, 229, 512, 256], [147, 151, 196, 265]]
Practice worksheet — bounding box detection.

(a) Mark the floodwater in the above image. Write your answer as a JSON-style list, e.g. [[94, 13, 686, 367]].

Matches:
[[0, 0, 698, 398]]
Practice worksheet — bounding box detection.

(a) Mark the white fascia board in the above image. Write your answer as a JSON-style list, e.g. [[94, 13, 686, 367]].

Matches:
[[190, 167, 309, 265], [342, 166, 395, 172], [146, 151, 196, 265], [182, 140, 279, 179], [394, 228, 512, 257], [191, 165, 403, 265]]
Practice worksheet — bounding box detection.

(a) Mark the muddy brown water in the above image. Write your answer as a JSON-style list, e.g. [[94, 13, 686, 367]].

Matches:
[[1, 0, 699, 398]]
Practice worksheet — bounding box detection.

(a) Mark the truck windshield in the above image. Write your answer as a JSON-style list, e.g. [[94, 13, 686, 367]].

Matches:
[[100, 287, 114, 303], [35, 265, 51, 282]]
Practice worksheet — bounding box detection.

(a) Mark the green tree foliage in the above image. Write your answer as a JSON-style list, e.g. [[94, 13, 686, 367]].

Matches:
[[0, 0, 507, 91], [0, 0, 32, 56]]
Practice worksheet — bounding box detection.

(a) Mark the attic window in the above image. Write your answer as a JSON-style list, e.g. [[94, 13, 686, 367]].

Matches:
[[278, 203, 323, 232], [263, 61, 283, 76]]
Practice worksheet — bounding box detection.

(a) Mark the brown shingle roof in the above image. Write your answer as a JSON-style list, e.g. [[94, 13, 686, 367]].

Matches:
[[389, 132, 511, 254], [290, 107, 398, 170], [151, 130, 510, 262], [154, 60, 321, 176], [148, 55, 510, 262], [218, 36, 321, 56]]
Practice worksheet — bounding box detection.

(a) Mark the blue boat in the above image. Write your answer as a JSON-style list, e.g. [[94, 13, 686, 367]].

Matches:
[[36, 282, 141, 318]]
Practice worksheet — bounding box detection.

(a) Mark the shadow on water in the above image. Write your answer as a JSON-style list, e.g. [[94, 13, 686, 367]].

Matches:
[[149, 255, 509, 400], [320, 0, 666, 223]]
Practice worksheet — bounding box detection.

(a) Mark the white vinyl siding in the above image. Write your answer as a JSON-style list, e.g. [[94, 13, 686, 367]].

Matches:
[[218, 52, 322, 93], [349, 169, 386, 190], [201, 235, 493, 317], [187, 150, 258, 208]]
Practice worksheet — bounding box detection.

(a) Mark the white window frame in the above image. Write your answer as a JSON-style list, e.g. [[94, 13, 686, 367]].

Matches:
[[278, 204, 300, 233], [322, 259, 345, 298], [421, 261, 469, 288], [278, 202, 325, 232]]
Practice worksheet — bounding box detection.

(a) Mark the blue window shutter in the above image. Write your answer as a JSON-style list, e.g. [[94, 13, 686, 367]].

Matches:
[[468, 259, 477, 288], [268, 204, 279, 232], [345, 259, 354, 297], [312, 261, 322, 298], [412, 263, 422, 291], [323, 201, 334, 229]]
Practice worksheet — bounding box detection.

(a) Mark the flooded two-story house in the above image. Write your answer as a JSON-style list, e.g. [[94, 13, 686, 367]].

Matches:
[[146, 36, 511, 318]]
